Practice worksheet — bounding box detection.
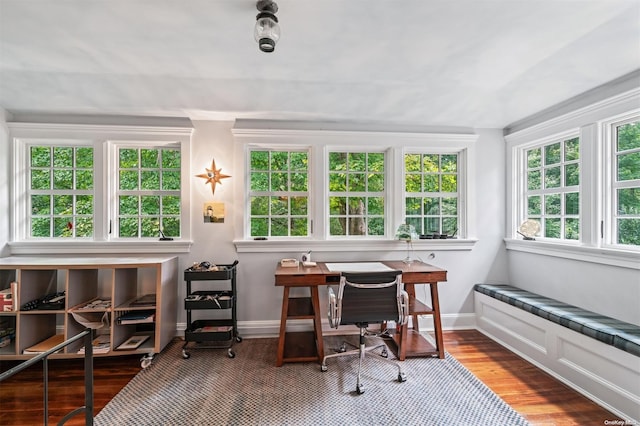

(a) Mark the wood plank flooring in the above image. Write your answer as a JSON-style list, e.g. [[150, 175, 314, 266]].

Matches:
[[0, 330, 622, 425]]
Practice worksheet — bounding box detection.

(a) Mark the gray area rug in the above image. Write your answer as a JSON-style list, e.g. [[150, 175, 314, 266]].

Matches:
[[95, 336, 529, 426]]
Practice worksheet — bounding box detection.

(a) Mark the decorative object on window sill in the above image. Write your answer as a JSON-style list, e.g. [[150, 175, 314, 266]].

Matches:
[[196, 158, 231, 196], [517, 219, 540, 240], [395, 223, 419, 264], [255, 0, 280, 53]]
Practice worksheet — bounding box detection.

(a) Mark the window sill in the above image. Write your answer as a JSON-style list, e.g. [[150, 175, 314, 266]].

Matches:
[[234, 238, 478, 253], [504, 238, 640, 270], [8, 240, 193, 255]]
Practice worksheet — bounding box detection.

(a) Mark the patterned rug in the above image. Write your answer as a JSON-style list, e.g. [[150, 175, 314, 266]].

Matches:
[[95, 336, 529, 426]]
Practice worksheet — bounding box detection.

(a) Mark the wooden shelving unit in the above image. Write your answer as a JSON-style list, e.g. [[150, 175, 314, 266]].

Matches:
[[0, 256, 178, 367]]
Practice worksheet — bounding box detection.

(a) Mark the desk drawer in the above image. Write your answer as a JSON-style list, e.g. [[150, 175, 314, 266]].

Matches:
[[275, 276, 330, 286]]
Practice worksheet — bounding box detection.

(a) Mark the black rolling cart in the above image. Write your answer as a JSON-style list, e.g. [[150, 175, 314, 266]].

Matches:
[[182, 260, 242, 359]]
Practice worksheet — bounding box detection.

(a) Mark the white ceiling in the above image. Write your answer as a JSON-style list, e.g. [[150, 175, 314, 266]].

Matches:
[[1, 0, 639, 128]]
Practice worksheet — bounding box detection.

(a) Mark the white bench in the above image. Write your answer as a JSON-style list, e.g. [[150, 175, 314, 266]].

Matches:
[[474, 284, 640, 422]]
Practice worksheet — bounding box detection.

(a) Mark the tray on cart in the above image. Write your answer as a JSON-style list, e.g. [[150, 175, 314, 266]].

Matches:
[[184, 291, 234, 310], [185, 319, 234, 342]]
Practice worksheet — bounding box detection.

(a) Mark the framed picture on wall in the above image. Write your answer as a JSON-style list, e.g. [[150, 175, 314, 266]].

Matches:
[[203, 202, 225, 223]]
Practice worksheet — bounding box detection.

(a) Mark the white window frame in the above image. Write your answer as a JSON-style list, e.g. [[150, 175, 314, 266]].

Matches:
[[17, 138, 95, 240], [232, 122, 478, 253], [514, 130, 582, 243], [8, 122, 193, 255], [505, 88, 640, 270], [602, 112, 640, 251], [403, 149, 467, 238], [326, 147, 389, 239], [108, 140, 184, 240], [246, 146, 312, 238]]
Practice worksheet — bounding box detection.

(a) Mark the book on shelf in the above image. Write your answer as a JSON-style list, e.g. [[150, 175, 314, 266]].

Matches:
[[116, 334, 150, 350], [0, 282, 18, 312], [23, 334, 65, 354], [78, 333, 110, 354], [130, 294, 156, 307], [117, 310, 155, 324]]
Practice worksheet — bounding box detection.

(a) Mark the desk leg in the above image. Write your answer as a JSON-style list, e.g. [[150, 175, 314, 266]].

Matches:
[[398, 284, 416, 361], [311, 286, 324, 362], [430, 282, 445, 359], [276, 286, 290, 367]]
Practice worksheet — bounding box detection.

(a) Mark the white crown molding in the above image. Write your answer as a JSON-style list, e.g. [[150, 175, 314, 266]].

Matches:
[[7, 121, 193, 137], [232, 124, 478, 147], [505, 87, 640, 145]]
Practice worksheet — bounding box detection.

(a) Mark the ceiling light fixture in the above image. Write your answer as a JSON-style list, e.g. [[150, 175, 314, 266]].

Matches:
[[255, 0, 280, 53]]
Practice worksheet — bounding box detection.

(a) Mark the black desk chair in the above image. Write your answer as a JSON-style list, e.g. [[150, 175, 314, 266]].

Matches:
[[321, 270, 409, 394]]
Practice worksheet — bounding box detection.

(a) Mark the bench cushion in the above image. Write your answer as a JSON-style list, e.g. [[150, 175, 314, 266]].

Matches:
[[474, 284, 640, 357]]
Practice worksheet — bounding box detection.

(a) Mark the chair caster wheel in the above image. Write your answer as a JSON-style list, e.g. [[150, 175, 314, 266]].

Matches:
[[235, 336, 243, 343], [320, 364, 328, 372], [398, 372, 407, 382], [381, 348, 389, 358], [182, 350, 190, 359], [356, 385, 365, 395], [228, 349, 235, 358]]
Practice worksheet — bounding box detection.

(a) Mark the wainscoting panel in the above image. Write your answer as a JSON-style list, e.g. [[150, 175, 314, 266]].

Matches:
[[475, 291, 640, 422]]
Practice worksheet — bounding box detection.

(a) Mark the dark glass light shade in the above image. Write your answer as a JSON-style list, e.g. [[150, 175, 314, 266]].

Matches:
[[255, 12, 280, 52]]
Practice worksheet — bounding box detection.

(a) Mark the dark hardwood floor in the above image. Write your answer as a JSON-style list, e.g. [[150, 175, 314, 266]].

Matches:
[[0, 330, 621, 425]]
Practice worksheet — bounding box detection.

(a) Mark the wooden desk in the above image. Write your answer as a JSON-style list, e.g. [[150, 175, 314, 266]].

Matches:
[[274, 260, 447, 366]]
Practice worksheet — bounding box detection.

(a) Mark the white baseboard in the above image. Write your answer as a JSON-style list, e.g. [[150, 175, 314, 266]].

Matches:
[[475, 292, 640, 423], [175, 312, 477, 341]]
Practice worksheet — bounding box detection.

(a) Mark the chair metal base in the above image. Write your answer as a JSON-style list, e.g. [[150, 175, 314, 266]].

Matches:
[[321, 329, 407, 394]]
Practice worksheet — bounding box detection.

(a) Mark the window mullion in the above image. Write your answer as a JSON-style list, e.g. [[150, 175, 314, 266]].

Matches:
[[580, 124, 598, 246]]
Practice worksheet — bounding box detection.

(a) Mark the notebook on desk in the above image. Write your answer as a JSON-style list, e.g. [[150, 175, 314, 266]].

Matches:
[[324, 262, 394, 273]]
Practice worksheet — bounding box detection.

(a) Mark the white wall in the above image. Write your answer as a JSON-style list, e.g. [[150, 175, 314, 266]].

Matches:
[[504, 83, 640, 326], [507, 252, 640, 325], [0, 110, 10, 257], [184, 122, 509, 332], [0, 115, 509, 333]]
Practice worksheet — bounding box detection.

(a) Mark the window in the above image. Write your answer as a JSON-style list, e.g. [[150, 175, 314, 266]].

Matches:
[[233, 123, 477, 250], [404, 153, 459, 236], [116, 146, 182, 238], [248, 149, 309, 237], [524, 136, 580, 240], [29, 143, 94, 238], [609, 118, 640, 247], [10, 121, 192, 254], [506, 91, 640, 267], [328, 151, 385, 237]]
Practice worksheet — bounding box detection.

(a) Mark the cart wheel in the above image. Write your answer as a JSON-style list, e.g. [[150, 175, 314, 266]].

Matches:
[[235, 336, 243, 343], [182, 350, 190, 359], [228, 349, 235, 358], [356, 385, 365, 395], [140, 354, 154, 369], [381, 347, 389, 358], [398, 372, 407, 382]]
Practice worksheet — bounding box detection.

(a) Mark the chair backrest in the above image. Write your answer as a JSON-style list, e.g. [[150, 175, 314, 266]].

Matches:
[[338, 270, 403, 325]]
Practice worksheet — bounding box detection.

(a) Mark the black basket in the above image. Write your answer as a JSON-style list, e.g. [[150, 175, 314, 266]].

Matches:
[[184, 291, 234, 310], [184, 262, 237, 281], [185, 319, 234, 342]]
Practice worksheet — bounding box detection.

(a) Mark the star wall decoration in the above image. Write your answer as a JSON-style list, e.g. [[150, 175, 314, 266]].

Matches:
[[196, 157, 231, 196]]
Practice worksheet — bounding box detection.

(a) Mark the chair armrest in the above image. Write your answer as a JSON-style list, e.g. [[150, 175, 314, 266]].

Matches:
[[327, 287, 340, 328], [398, 290, 409, 325]]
